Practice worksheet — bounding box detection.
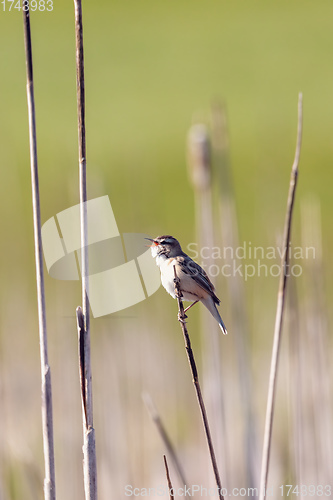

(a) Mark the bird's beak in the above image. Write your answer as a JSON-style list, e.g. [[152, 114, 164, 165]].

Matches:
[[145, 237, 158, 247]]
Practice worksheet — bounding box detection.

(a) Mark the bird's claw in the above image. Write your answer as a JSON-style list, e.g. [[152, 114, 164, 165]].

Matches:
[[178, 312, 187, 323]]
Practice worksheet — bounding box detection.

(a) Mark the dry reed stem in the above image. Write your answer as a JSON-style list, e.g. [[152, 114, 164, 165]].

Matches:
[[163, 455, 175, 500], [300, 198, 332, 484], [73, 0, 89, 330], [173, 266, 224, 500], [22, 5, 56, 499], [76, 308, 97, 498], [259, 93, 303, 500], [143, 393, 188, 489], [74, 1, 97, 498]]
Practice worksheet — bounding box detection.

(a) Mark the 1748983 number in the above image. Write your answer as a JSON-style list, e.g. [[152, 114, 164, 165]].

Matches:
[[279, 485, 332, 497], [1, 0, 53, 11]]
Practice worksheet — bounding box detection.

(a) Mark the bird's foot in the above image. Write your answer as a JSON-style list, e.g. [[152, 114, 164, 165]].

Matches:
[[178, 312, 188, 323]]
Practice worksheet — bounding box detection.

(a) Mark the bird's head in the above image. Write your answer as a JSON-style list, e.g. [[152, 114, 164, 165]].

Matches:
[[145, 235, 182, 258]]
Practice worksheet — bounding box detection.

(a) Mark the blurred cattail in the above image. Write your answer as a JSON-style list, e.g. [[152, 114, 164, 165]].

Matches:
[[187, 121, 228, 486], [187, 124, 211, 192], [212, 102, 258, 493]]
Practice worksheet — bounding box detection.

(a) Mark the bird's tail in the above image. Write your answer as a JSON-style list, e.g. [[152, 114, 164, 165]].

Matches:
[[202, 297, 228, 335]]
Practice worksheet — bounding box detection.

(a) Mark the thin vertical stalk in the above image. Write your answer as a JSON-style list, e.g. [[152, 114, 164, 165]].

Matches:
[[173, 267, 224, 500], [74, 1, 97, 498], [163, 455, 175, 500], [74, 0, 89, 331], [22, 4, 56, 499], [259, 93, 303, 500]]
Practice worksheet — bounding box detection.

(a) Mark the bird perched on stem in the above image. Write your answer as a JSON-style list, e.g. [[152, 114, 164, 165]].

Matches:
[[146, 235, 227, 334]]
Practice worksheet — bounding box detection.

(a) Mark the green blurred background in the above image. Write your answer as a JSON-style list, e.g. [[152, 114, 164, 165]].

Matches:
[[0, 1, 332, 499]]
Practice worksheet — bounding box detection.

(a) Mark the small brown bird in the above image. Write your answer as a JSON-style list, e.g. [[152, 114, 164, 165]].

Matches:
[[146, 235, 227, 334]]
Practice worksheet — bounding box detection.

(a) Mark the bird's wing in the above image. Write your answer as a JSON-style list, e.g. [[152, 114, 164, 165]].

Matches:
[[178, 255, 220, 304]]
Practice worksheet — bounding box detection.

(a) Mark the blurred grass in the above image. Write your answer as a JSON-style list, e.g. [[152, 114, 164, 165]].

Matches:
[[0, 0, 333, 498], [1, 1, 333, 246]]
